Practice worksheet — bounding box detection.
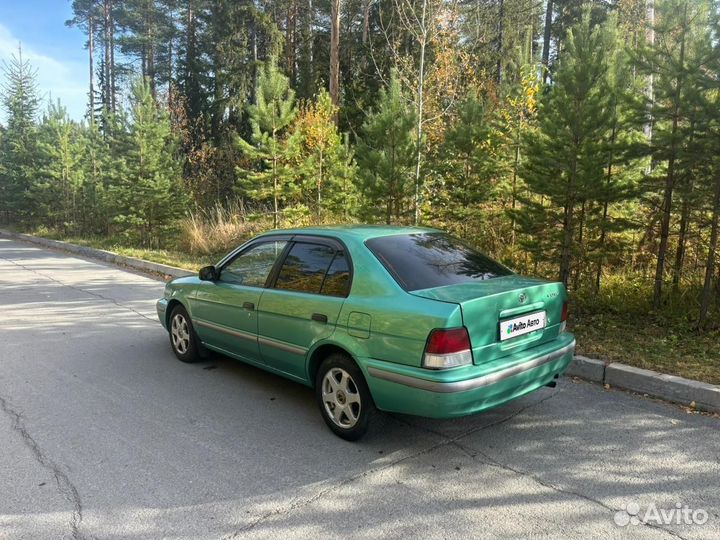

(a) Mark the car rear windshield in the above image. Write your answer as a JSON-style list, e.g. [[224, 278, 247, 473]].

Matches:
[[366, 233, 513, 291]]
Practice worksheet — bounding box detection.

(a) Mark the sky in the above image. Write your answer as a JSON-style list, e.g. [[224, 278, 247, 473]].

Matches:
[[0, 1, 88, 123]]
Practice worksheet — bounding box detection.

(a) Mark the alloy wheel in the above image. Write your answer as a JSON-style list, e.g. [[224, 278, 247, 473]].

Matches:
[[171, 313, 190, 355], [321, 367, 362, 428]]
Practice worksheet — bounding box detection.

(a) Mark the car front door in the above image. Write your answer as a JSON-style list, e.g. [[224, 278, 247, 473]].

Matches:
[[257, 239, 351, 381], [191, 239, 288, 363]]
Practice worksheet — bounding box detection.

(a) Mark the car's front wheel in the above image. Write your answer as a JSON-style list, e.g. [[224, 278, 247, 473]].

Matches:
[[168, 304, 201, 363], [315, 353, 375, 441]]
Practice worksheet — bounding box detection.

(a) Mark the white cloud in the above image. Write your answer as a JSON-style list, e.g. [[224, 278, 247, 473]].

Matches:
[[0, 23, 88, 123]]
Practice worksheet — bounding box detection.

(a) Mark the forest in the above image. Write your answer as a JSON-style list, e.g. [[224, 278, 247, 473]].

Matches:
[[1, 0, 719, 381]]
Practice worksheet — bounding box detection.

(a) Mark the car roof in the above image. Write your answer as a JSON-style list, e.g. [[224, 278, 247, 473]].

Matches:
[[256, 224, 440, 242]]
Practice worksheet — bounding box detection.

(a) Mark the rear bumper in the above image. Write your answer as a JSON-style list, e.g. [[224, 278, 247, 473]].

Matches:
[[362, 333, 575, 418]]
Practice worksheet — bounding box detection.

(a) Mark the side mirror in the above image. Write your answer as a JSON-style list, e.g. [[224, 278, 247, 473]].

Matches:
[[199, 265, 217, 281]]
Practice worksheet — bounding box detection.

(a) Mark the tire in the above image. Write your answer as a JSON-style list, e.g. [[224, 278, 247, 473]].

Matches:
[[168, 304, 202, 363], [315, 353, 375, 441]]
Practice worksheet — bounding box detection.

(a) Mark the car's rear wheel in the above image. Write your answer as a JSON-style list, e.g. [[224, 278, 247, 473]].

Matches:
[[315, 353, 374, 441], [168, 305, 201, 363]]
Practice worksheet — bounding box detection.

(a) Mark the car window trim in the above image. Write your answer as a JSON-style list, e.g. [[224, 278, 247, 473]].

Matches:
[[263, 240, 294, 289]]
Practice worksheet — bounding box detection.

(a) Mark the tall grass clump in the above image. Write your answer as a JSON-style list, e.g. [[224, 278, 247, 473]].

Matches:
[[179, 201, 270, 256]]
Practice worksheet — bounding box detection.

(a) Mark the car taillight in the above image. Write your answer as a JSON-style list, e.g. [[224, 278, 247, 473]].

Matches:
[[560, 301, 568, 332], [423, 327, 472, 369]]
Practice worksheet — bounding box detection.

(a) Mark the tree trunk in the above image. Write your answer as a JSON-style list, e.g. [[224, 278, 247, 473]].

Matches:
[[109, 0, 116, 112], [654, 156, 677, 308], [672, 182, 692, 291], [413, 0, 428, 226], [298, 0, 314, 97], [272, 154, 279, 229], [496, 0, 504, 85], [252, 9, 258, 98], [644, 0, 655, 144], [510, 116, 520, 245], [672, 122, 694, 291], [88, 12, 94, 125], [168, 16, 173, 112], [573, 200, 586, 289], [362, 0, 371, 44], [596, 108, 618, 291], [653, 4, 686, 309], [317, 149, 323, 219], [595, 200, 609, 291], [103, 0, 112, 111], [560, 157, 578, 286], [699, 171, 720, 329], [285, 0, 297, 85], [329, 0, 341, 124], [541, 0, 553, 82], [146, 1, 156, 100]]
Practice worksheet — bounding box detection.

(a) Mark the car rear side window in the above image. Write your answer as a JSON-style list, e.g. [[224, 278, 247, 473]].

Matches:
[[320, 251, 350, 296], [275, 242, 337, 294], [366, 233, 513, 291]]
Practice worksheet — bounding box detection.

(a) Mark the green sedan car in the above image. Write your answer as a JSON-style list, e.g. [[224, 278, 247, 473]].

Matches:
[[157, 226, 575, 440]]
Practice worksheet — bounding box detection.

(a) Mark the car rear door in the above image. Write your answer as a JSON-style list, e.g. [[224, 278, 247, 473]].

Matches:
[[191, 238, 288, 363], [257, 238, 351, 381]]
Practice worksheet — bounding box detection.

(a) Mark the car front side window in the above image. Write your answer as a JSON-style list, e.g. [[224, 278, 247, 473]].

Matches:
[[219, 240, 287, 287]]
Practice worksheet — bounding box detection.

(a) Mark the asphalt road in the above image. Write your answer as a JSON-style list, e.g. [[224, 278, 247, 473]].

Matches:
[[1, 237, 719, 540]]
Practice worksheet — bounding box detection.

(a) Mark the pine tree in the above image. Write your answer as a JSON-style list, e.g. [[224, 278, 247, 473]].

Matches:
[[0, 48, 40, 224], [35, 102, 86, 231], [695, 21, 720, 328], [236, 58, 299, 228], [78, 120, 112, 234], [433, 93, 499, 238], [636, 0, 714, 307], [588, 16, 648, 291], [296, 89, 357, 220], [66, 0, 100, 125], [110, 78, 185, 246], [176, 0, 209, 147], [356, 74, 416, 224], [697, 88, 720, 328], [515, 10, 612, 285], [496, 37, 541, 250], [206, 0, 282, 141], [116, 0, 177, 99], [460, 0, 543, 84]]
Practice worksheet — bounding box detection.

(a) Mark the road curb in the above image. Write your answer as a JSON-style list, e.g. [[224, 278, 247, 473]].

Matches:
[[565, 355, 606, 383], [0, 229, 194, 279], [604, 363, 720, 414], [3, 229, 719, 414], [566, 354, 720, 414]]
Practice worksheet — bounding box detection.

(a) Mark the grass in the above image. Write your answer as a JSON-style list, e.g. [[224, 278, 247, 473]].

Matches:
[[13, 226, 720, 385], [570, 274, 720, 385], [38, 233, 215, 271]]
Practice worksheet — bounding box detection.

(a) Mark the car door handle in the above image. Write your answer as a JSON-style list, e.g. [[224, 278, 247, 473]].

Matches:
[[242, 302, 255, 310], [311, 313, 328, 323]]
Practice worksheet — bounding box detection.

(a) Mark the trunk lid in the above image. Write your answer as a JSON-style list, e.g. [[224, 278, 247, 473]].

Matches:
[[411, 275, 567, 364]]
